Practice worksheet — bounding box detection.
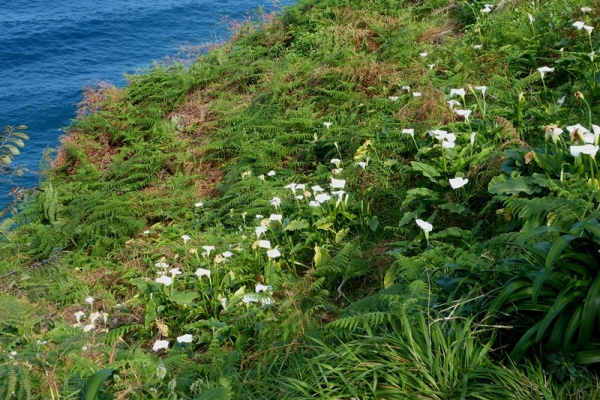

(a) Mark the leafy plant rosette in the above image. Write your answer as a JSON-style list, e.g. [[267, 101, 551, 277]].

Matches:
[[484, 218, 600, 364]]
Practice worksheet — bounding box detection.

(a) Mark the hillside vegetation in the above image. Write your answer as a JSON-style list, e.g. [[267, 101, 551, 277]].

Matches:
[[2, 0, 600, 397]]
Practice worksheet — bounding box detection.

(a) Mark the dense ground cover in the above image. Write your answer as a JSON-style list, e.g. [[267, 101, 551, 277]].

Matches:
[[2, 0, 600, 397]]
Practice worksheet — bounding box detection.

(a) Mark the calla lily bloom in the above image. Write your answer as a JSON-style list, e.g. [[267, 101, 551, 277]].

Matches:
[[330, 158, 341, 167], [155, 261, 169, 269], [402, 128, 415, 136], [449, 177, 469, 189], [357, 161, 367, 169], [195, 201, 203, 207], [430, 129, 448, 140], [331, 178, 346, 189], [270, 197, 282, 208], [255, 226, 268, 237], [267, 170, 276, 176], [537, 66, 554, 78], [311, 185, 325, 192], [202, 246, 215, 256], [195, 268, 211, 279], [153, 340, 169, 351], [255, 284, 272, 293], [269, 214, 282, 222], [573, 21, 586, 30], [315, 193, 331, 203], [570, 145, 599, 158], [474, 86, 487, 95], [222, 251, 233, 258], [284, 183, 298, 193], [74, 311, 85, 323], [419, 52, 428, 57], [90, 312, 101, 324], [447, 99, 461, 109], [388, 96, 399, 101], [182, 235, 191, 244], [177, 334, 193, 343], [258, 240, 271, 249], [415, 219, 433, 233], [169, 268, 182, 276], [267, 248, 281, 259], [442, 140, 456, 149], [450, 88, 465, 97], [85, 296, 94, 305], [156, 275, 173, 286], [323, 122, 333, 129], [544, 126, 563, 143], [309, 200, 320, 207], [454, 109, 472, 121], [567, 124, 590, 142], [581, 7, 592, 13]]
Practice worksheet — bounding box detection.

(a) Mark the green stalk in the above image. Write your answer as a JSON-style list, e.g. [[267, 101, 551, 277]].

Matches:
[[581, 95, 593, 128]]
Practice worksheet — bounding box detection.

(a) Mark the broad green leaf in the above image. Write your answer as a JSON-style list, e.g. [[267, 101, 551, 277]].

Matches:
[[562, 304, 583, 356], [170, 291, 198, 306], [488, 175, 543, 195], [574, 349, 600, 364], [145, 299, 157, 327], [335, 228, 348, 244], [577, 273, 600, 348], [314, 217, 332, 230], [368, 215, 379, 231], [84, 369, 115, 400], [488, 280, 532, 316], [411, 161, 441, 180], [535, 289, 585, 342], [430, 227, 470, 239], [511, 320, 543, 360], [438, 203, 470, 215], [399, 211, 418, 226], [545, 234, 578, 271], [284, 219, 309, 231]]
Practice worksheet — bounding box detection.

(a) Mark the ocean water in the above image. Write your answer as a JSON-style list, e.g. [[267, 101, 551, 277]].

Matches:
[[0, 0, 292, 208]]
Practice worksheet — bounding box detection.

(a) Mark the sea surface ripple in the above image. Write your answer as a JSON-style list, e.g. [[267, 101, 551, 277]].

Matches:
[[0, 0, 291, 207]]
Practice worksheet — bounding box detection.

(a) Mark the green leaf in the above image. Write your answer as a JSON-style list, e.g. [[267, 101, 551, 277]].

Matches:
[[284, 219, 310, 231], [145, 298, 157, 327], [488, 175, 543, 195], [438, 203, 471, 215], [335, 228, 348, 244], [430, 227, 470, 239], [314, 217, 333, 231], [368, 216, 379, 231], [83, 369, 115, 400], [577, 273, 600, 348], [545, 234, 578, 272], [574, 349, 600, 364], [170, 291, 199, 306], [399, 211, 418, 226], [411, 161, 441, 181], [535, 289, 585, 342]]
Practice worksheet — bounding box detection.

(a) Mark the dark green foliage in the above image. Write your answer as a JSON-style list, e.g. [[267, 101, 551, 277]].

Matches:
[[480, 219, 600, 363]]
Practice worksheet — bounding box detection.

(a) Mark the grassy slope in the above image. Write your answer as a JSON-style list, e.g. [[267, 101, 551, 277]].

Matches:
[[1, 0, 600, 398]]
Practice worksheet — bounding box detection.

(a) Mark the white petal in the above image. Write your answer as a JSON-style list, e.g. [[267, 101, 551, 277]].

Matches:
[[415, 219, 433, 233]]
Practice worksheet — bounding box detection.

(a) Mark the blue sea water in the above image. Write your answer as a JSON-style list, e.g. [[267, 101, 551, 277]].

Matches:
[[0, 0, 292, 208]]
